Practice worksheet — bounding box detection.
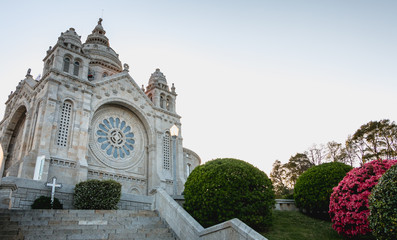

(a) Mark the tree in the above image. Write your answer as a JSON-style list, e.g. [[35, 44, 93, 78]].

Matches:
[[284, 153, 314, 187], [342, 143, 357, 167], [270, 160, 291, 197], [346, 119, 397, 165], [325, 141, 348, 163], [305, 144, 326, 165]]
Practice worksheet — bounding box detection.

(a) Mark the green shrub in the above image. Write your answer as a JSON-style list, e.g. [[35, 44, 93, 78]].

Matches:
[[73, 179, 121, 209], [183, 158, 275, 232], [31, 196, 63, 209], [294, 162, 352, 216], [369, 164, 397, 240]]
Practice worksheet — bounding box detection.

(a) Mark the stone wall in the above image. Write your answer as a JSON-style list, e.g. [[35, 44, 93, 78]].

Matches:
[[4, 176, 75, 209], [0, 176, 153, 211]]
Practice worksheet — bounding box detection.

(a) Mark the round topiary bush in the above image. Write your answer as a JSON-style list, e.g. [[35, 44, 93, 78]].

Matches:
[[183, 158, 275, 232], [294, 162, 352, 216], [31, 196, 63, 209], [74, 179, 121, 210], [329, 159, 397, 237], [368, 164, 397, 240]]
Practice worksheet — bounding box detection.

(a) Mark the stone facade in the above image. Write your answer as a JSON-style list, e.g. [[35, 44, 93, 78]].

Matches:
[[0, 19, 200, 205]]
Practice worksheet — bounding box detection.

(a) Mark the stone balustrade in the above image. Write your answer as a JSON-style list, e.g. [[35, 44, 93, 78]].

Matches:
[[274, 199, 298, 211]]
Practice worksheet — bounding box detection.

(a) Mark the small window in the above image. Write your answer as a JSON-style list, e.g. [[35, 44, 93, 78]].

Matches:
[[63, 57, 70, 72], [102, 72, 108, 78], [73, 61, 80, 76]]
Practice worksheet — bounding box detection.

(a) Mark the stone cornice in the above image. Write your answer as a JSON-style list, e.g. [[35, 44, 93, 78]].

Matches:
[[44, 70, 95, 88], [43, 43, 90, 62]]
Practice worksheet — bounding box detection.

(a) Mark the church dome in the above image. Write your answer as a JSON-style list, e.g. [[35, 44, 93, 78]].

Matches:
[[148, 68, 168, 85], [85, 18, 108, 46], [57, 27, 82, 48], [83, 18, 122, 72]]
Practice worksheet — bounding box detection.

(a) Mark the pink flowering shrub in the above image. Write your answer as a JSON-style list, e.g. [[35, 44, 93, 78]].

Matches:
[[329, 159, 397, 237]]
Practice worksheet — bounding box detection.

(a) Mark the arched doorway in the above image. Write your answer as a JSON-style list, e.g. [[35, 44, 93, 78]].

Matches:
[[3, 106, 27, 177]]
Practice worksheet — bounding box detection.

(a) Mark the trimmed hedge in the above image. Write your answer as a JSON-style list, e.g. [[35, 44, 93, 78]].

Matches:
[[73, 179, 121, 210], [369, 164, 397, 240], [183, 158, 275, 232], [294, 162, 352, 216], [31, 196, 63, 209], [329, 159, 397, 237]]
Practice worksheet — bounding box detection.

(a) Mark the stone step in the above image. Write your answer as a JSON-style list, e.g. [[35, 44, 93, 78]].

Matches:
[[0, 209, 178, 240]]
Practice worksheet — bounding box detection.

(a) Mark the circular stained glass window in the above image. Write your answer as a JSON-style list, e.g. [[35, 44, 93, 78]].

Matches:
[[96, 117, 135, 159]]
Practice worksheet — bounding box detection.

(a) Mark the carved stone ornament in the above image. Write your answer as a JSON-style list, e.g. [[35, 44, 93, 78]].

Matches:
[[89, 105, 146, 169]]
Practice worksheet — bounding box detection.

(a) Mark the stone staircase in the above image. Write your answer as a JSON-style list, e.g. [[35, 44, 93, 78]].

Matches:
[[0, 209, 178, 240]]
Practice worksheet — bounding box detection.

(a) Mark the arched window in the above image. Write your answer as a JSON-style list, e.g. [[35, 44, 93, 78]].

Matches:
[[73, 61, 80, 76], [160, 95, 165, 109], [63, 57, 70, 72], [163, 132, 171, 170], [166, 97, 171, 111], [57, 101, 72, 147]]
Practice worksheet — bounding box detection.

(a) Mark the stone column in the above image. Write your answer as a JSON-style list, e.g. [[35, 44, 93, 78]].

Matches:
[[147, 143, 158, 195]]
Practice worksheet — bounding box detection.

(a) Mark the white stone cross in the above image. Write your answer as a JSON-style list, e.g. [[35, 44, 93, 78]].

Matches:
[[45, 177, 62, 208]]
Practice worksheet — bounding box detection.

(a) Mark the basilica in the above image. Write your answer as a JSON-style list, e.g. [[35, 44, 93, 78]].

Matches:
[[0, 19, 200, 207]]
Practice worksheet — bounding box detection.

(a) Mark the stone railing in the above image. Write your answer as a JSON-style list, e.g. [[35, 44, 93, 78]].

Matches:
[[153, 188, 268, 240], [274, 199, 298, 211]]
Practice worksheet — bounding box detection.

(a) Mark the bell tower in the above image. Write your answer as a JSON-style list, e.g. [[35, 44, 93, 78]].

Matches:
[[42, 27, 90, 80]]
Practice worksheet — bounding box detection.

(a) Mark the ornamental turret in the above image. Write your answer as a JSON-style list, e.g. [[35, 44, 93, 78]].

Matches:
[[145, 68, 177, 113]]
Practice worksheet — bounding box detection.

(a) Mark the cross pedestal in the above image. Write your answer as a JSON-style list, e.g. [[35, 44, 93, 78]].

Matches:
[[45, 177, 62, 208]]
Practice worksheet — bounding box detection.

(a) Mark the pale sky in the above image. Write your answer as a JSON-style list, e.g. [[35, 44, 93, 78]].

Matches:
[[0, 1, 396, 175]]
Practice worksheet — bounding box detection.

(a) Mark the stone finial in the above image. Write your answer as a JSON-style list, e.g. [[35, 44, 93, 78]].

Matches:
[[26, 68, 32, 78], [47, 46, 52, 55], [141, 85, 145, 92], [98, 18, 103, 25], [123, 63, 129, 72], [171, 83, 176, 93]]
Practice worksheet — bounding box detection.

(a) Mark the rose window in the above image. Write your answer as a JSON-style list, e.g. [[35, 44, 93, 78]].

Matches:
[[96, 117, 135, 159]]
